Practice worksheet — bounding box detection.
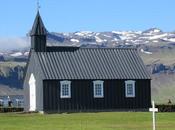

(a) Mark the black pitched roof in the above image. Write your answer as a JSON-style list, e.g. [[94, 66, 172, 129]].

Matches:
[[30, 11, 47, 36], [34, 47, 151, 80]]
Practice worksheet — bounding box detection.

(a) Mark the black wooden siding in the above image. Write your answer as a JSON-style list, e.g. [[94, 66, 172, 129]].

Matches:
[[43, 80, 151, 112]]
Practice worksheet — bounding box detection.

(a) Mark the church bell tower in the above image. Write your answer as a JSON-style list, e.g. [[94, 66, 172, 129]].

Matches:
[[30, 11, 47, 52]]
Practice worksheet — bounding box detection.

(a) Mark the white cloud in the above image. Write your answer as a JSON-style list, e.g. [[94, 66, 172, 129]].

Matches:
[[0, 37, 30, 51]]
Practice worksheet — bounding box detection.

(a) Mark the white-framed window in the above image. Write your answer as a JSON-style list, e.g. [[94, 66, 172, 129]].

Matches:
[[125, 80, 135, 98], [60, 81, 71, 98], [93, 80, 104, 98]]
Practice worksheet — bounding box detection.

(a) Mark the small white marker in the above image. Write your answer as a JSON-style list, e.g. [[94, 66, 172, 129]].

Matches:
[[149, 101, 158, 130]]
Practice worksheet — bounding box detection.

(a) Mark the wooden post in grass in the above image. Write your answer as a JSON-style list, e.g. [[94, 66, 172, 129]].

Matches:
[[149, 101, 158, 130]]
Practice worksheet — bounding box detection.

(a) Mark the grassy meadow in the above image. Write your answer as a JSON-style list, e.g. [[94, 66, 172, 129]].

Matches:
[[0, 112, 174, 130]]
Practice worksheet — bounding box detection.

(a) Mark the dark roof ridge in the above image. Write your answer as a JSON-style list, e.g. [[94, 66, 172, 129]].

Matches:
[[46, 46, 137, 50], [79, 47, 137, 50]]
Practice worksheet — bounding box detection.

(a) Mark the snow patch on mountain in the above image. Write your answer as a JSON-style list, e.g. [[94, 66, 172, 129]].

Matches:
[[70, 39, 79, 43], [153, 40, 159, 43], [95, 36, 104, 43], [10, 52, 23, 57], [63, 33, 70, 36], [164, 38, 175, 42], [112, 38, 119, 42], [141, 49, 152, 54], [112, 31, 129, 35], [125, 43, 130, 45], [95, 33, 100, 36], [148, 33, 168, 40], [103, 34, 111, 38], [24, 52, 29, 56], [153, 29, 161, 33], [74, 31, 93, 37], [142, 28, 162, 35], [75, 32, 85, 36], [119, 36, 127, 40]]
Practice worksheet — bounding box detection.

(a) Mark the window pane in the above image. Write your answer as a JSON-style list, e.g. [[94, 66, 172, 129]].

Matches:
[[95, 84, 102, 96], [127, 84, 133, 95], [62, 84, 69, 96]]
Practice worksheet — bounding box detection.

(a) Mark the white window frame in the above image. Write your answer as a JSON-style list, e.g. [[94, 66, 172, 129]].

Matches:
[[93, 80, 104, 98], [125, 80, 135, 98], [60, 81, 71, 98]]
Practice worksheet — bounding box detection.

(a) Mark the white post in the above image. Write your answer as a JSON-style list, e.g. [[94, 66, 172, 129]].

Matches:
[[152, 101, 156, 130], [16, 99, 19, 108], [149, 100, 158, 130]]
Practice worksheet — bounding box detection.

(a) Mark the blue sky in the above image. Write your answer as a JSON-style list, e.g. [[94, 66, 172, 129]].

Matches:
[[0, 0, 175, 36]]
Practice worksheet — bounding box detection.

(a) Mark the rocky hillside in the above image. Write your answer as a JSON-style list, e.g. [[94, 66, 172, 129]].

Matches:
[[0, 62, 25, 89]]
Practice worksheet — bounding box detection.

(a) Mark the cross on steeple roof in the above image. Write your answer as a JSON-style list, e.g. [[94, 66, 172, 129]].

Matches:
[[37, 0, 41, 12]]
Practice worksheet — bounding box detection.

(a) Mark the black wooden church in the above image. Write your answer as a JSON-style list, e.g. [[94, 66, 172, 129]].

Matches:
[[24, 12, 151, 113]]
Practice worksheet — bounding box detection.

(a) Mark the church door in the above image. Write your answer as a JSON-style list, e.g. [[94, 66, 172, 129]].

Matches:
[[29, 73, 36, 111]]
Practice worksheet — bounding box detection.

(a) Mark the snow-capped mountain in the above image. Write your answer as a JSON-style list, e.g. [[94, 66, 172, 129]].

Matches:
[[1, 28, 175, 58], [47, 28, 175, 49], [0, 49, 29, 62]]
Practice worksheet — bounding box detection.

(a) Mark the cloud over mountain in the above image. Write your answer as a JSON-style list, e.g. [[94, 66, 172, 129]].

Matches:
[[0, 37, 29, 51]]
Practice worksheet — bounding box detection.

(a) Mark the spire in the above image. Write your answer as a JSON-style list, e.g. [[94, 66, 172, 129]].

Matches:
[[30, 11, 47, 36], [30, 11, 47, 52]]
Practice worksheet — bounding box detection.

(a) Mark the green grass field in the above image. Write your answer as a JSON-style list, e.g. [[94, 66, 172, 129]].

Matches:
[[0, 112, 174, 130]]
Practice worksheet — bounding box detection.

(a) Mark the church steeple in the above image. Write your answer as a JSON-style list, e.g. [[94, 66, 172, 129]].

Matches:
[[30, 11, 47, 52]]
